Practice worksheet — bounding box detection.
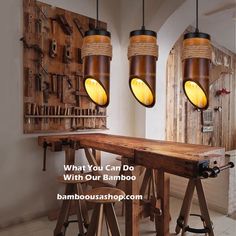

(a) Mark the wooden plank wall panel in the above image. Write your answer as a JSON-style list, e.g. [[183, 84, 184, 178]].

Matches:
[[23, 0, 107, 133], [166, 32, 236, 151]]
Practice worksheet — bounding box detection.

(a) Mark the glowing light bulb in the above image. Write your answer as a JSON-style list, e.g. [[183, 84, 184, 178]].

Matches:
[[85, 78, 108, 106], [130, 78, 154, 106], [184, 81, 207, 108]]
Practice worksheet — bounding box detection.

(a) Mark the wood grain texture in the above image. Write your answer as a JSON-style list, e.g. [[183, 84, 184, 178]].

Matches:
[[166, 30, 236, 151], [23, 0, 107, 133], [38, 133, 225, 178]]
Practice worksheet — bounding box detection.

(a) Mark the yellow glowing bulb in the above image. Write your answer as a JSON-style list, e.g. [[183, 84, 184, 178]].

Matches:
[[130, 78, 154, 106], [184, 81, 207, 108], [84, 78, 108, 106]]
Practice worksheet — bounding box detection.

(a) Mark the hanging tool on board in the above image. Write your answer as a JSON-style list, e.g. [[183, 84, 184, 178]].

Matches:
[[43, 81, 50, 103], [49, 39, 57, 58], [56, 75, 62, 101], [72, 73, 83, 106], [20, 37, 44, 57], [35, 73, 42, 91], [56, 14, 73, 35], [66, 76, 73, 89], [73, 18, 84, 37], [51, 74, 57, 94], [63, 44, 72, 64], [78, 48, 83, 64]]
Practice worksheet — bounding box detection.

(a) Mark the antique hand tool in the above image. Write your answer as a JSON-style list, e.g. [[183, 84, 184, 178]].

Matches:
[[35, 105, 39, 125], [73, 18, 84, 37], [43, 81, 50, 103], [56, 14, 73, 35], [56, 75, 61, 99], [63, 44, 72, 64], [78, 48, 83, 64], [20, 37, 44, 57], [51, 74, 57, 94], [51, 106, 56, 124], [74, 108, 77, 127], [35, 73, 42, 91], [44, 105, 49, 124], [73, 90, 80, 107], [57, 106, 61, 124], [78, 108, 82, 128], [57, 75, 64, 102], [73, 74, 82, 106], [71, 107, 76, 129], [35, 3, 50, 32], [64, 106, 69, 129], [39, 105, 44, 124], [49, 39, 57, 58], [60, 76, 65, 103], [48, 106, 52, 125], [66, 76, 73, 89]]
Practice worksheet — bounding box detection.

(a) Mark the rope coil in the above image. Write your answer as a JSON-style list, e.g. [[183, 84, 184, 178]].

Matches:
[[82, 42, 112, 59], [182, 44, 212, 61], [128, 42, 158, 59]]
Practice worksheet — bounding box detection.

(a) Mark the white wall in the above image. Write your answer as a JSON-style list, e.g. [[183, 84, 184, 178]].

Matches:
[[146, 0, 195, 139], [0, 0, 134, 228]]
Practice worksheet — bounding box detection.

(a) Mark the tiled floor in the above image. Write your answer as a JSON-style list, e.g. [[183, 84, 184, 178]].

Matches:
[[0, 197, 235, 236]]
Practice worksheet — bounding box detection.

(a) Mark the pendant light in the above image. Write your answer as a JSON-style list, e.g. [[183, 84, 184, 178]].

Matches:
[[128, 0, 158, 107], [82, 0, 112, 107], [182, 0, 212, 110]]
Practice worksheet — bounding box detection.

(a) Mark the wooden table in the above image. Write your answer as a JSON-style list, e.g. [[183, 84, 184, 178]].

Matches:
[[38, 133, 225, 236]]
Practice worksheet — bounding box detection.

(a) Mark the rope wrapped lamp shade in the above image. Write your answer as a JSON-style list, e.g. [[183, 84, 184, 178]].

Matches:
[[82, 29, 112, 107], [182, 32, 212, 110], [128, 29, 158, 107]]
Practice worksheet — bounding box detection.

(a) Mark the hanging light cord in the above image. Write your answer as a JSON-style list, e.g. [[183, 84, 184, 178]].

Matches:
[[142, 0, 145, 30], [96, 0, 99, 29], [195, 0, 199, 32]]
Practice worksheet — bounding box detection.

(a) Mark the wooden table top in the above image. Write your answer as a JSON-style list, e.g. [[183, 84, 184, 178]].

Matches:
[[38, 133, 225, 178]]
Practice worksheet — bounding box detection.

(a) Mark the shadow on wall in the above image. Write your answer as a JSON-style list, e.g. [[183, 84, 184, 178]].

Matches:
[[0, 137, 64, 228]]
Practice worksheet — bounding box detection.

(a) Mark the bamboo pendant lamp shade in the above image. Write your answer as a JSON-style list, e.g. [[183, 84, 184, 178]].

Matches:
[[82, 29, 112, 107], [182, 0, 212, 110], [128, 0, 158, 107], [82, 0, 112, 107], [182, 32, 212, 110], [128, 30, 158, 107]]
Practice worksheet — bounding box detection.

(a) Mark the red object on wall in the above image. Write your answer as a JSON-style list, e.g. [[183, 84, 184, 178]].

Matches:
[[216, 88, 230, 96]]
